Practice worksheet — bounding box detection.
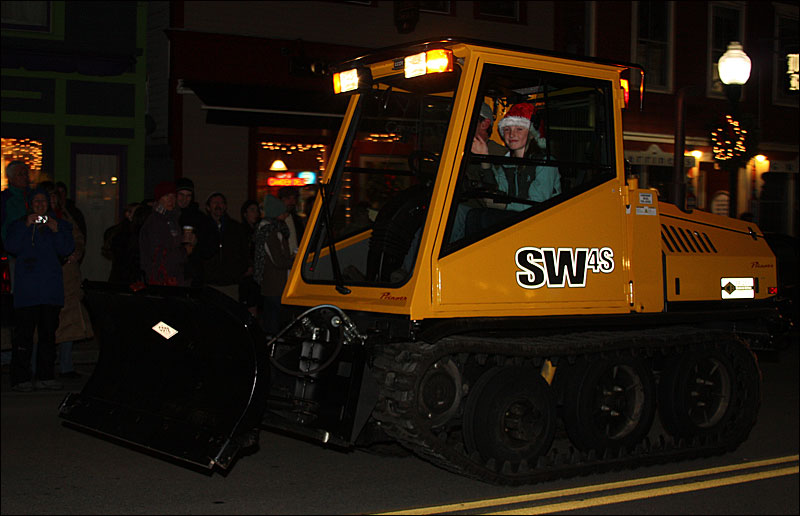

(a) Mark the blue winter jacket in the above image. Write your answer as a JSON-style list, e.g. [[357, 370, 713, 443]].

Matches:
[[4, 213, 75, 308]]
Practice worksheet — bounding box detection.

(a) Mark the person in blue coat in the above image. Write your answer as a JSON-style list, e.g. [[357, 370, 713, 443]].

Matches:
[[5, 187, 74, 391]]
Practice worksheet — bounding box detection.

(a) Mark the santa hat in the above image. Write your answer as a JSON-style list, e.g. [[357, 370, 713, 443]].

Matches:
[[497, 103, 535, 132], [497, 103, 547, 150]]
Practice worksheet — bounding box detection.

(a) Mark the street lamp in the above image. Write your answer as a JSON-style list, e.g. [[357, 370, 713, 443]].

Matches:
[[717, 41, 752, 217], [718, 42, 752, 92]]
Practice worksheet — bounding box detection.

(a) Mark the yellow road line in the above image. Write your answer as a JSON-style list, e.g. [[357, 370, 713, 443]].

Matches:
[[487, 466, 799, 515], [374, 454, 799, 515]]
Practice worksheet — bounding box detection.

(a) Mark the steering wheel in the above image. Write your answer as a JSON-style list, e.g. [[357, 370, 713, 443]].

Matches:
[[408, 150, 440, 176]]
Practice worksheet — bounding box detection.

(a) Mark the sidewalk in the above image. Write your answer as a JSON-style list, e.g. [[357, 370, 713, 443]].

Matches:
[[1, 336, 99, 394]]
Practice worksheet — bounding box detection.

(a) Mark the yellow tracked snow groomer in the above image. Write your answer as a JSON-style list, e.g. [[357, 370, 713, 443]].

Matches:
[[60, 39, 787, 484]]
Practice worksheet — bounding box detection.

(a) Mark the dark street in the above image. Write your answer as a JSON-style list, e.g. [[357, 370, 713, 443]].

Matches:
[[2, 339, 797, 515]]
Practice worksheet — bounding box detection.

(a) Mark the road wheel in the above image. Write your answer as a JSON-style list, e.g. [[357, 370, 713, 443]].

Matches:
[[418, 358, 463, 428], [562, 357, 655, 452], [463, 367, 556, 467], [658, 347, 735, 437]]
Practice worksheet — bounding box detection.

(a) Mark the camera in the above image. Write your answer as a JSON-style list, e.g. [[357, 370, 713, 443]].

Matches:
[[35, 215, 48, 224]]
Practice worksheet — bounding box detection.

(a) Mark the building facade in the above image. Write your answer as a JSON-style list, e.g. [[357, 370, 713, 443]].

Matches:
[[2, 1, 148, 281], [160, 1, 797, 236], [3, 1, 797, 283]]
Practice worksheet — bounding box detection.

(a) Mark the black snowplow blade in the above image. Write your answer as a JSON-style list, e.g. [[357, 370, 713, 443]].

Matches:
[[59, 281, 269, 471]]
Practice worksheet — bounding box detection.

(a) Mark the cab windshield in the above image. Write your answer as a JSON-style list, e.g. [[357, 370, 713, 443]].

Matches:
[[301, 72, 457, 288]]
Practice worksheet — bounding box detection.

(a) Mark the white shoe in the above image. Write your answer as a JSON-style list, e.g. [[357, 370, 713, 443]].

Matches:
[[12, 381, 34, 392], [34, 379, 63, 390]]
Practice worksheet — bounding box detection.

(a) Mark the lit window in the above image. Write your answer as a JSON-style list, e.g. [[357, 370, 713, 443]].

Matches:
[[773, 11, 799, 106]]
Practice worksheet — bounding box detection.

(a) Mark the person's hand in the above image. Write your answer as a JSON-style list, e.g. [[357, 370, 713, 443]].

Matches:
[[25, 214, 38, 227], [45, 217, 59, 232], [471, 134, 488, 155]]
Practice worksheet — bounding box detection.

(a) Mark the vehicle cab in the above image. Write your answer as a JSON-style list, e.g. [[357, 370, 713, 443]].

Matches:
[[285, 38, 644, 320]]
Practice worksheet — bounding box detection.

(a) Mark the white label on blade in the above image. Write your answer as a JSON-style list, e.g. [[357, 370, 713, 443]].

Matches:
[[721, 277, 755, 299], [152, 321, 179, 339], [639, 192, 653, 205], [636, 206, 657, 216]]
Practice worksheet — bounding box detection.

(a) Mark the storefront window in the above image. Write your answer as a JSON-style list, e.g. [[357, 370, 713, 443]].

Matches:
[[256, 138, 328, 217]]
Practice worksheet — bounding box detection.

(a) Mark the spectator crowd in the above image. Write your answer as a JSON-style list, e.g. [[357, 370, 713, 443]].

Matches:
[[2, 163, 310, 391]]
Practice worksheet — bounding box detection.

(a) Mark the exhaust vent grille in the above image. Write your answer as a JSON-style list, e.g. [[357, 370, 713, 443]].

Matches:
[[661, 224, 717, 254]]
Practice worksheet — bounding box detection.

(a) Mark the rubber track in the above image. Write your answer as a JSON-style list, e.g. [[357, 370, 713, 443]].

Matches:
[[370, 326, 761, 485]]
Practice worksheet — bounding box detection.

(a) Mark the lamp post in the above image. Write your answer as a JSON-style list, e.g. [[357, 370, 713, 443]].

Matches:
[[717, 41, 752, 218], [672, 85, 700, 211]]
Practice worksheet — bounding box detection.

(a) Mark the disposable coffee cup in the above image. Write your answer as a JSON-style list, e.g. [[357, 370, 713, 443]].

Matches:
[[182, 226, 194, 243]]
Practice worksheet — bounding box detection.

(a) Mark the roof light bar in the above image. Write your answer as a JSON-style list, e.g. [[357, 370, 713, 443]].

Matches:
[[404, 49, 453, 78], [426, 49, 453, 74], [333, 69, 358, 94], [333, 67, 372, 94]]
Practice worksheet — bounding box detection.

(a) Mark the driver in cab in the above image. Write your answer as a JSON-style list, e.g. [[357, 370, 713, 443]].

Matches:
[[473, 102, 561, 211], [450, 102, 560, 242]]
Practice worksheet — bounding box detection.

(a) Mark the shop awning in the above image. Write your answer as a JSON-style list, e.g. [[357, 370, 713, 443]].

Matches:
[[624, 143, 695, 168], [181, 80, 350, 130]]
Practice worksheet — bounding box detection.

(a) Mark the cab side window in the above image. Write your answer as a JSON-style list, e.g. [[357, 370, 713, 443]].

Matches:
[[443, 64, 615, 252]]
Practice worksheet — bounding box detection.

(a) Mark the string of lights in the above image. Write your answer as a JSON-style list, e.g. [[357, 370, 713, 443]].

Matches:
[[710, 115, 748, 162], [1, 138, 43, 188]]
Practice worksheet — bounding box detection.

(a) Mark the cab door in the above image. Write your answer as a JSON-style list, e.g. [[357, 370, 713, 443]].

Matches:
[[431, 57, 630, 318]]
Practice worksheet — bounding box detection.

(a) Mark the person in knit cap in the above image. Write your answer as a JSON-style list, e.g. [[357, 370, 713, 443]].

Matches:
[[253, 194, 294, 336], [465, 102, 502, 192], [175, 177, 217, 286], [139, 181, 194, 286]]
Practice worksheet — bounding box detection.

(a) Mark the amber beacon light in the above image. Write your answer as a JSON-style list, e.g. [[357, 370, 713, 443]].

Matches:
[[404, 49, 453, 78]]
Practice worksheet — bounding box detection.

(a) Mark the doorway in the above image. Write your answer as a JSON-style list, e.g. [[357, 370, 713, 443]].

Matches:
[[70, 144, 126, 282]]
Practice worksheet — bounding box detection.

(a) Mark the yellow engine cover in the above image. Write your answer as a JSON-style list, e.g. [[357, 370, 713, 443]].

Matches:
[[659, 203, 777, 302]]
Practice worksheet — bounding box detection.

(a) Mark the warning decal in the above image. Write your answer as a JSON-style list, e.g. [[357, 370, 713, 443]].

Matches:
[[152, 321, 179, 339], [720, 277, 755, 299]]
